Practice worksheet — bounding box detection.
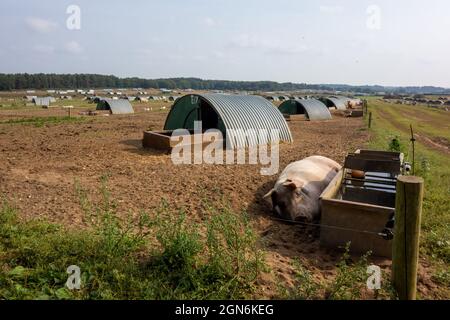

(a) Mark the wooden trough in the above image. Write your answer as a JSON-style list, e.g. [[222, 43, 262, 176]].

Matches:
[[283, 114, 306, 121], [344, 109, 363, 118], [142, 130, 223, 151], [320, 150, 403, 258]]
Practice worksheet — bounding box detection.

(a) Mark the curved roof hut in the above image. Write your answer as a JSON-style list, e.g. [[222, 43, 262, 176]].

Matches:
[[135, 96, 149, 102], [279, 99, 332, 121], [164, 94, 292, 149], [32, 97, 55, 107], [319, 96, 349, 110], [278, 95, 290, 101], [96, 98, 134, 114], [168, 96, 181, 102], [265, 96, 280, 102]]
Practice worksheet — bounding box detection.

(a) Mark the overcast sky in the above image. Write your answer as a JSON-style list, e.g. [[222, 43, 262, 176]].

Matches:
[[0, 0, 449, 87]]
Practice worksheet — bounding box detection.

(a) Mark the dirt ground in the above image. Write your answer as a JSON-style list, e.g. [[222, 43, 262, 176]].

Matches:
[[0, 104, 442, 299]]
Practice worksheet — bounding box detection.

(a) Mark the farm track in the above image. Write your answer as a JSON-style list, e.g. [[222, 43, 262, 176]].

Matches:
[[374, 106, 450, 154]]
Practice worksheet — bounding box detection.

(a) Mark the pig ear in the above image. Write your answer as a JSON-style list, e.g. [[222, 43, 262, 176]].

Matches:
[[263, 189, 275, 206], [282, 181, 298, 190]]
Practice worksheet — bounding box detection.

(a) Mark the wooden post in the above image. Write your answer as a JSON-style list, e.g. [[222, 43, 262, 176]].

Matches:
[[368, 112, 372, 128], [392, 175, 424, 300]]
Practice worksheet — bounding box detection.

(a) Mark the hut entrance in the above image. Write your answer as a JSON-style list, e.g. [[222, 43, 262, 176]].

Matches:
[[199, 98, 219, 131]]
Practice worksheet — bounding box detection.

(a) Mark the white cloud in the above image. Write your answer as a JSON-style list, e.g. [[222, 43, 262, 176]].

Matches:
[[65, 41, 83, 54], [33, 44, 55, 54], [26, 17, 58, 33], [319, 5, 344, 14]]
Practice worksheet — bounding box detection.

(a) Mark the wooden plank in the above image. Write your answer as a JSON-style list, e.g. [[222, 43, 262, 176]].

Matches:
[[286, 114, 306, 121], [142, 130, 222, 151], [342, 187, 396, 208], [344, 155, 401, 174], [359, 150, 401, 158], [320, 169, 343, 200], [320, 198, 393, 258]]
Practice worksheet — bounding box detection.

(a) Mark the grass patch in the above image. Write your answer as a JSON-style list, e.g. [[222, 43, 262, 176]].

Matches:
[[0, 178, 263, 300], [0, 116, 87, 127], [366, 98, 450, 297]]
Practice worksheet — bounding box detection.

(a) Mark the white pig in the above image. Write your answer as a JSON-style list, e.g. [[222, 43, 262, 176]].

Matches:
[[263, 156, 341, 222]]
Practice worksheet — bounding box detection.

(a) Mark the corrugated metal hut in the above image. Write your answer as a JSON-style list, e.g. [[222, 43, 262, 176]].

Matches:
[[265, 96, 280, 102], [279, 99, 332, 121], [32, 97, 54, 107], [164, 94, 292, 149], [96, 98, 134, 114], [168, 96, 181, 102], [135, 96, 149, 102], [319, 96, 349, 110]]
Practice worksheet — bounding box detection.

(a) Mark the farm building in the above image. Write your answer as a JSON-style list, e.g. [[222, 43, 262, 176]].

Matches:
[[96, 98, 134, 114], [163, 94, 292, 149], [135, 96, 149, 102], [279, 99, 332, 121], [88, 96, 103, 103], [265, 96, 280, 102], [32, 97, 56, 107], [168, 96, 181, 102], [319, 96, 349, 110]]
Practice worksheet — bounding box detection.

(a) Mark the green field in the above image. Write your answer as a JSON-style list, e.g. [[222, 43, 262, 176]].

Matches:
[[367, 98, 450, 298]]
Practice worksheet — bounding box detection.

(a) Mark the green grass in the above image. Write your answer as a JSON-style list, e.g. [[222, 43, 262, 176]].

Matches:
[[366, 98, 450, 297], [0, 98, 92, 110], [372, 100, 450, 142], [0, 178, 263, 300], [0, 116, 88, 127]]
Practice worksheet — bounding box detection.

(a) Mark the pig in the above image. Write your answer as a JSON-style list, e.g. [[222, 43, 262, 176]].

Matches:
[[263, 156, 341, 222]]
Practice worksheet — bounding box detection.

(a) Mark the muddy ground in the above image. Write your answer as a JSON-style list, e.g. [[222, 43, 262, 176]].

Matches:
[[0, 104, 442, 299]]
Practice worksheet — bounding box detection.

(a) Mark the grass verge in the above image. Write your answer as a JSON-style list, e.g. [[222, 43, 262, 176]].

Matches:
[[366, 98, 449, 298], [0, 179, 263, 299]]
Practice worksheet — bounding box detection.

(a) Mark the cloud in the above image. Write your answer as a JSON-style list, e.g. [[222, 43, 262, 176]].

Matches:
[[319, 5, 344, 14], [26, 17, 58, 33], [65, 41, 83, 54], [33, 44, 55, 54]]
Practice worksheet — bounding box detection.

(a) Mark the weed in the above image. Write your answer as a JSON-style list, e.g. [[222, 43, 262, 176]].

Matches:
[[0, 181, 263, 299], [0, 116, 86, 127]]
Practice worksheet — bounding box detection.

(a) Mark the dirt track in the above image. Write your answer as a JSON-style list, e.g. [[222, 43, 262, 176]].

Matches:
[[0, 106, 442, 298]]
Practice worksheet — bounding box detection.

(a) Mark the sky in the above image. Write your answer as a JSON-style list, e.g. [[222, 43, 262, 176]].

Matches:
[[0, 0, 449, 87]]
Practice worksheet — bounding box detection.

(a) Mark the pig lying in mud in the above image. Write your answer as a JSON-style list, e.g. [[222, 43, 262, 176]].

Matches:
[[264, 156, 341, 222]]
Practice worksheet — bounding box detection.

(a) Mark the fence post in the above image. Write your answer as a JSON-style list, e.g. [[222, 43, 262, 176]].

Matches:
[[392, 175, 424, 300], [368, 112, 372, 128]]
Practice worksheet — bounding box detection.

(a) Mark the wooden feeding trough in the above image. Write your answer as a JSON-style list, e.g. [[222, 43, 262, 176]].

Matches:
[[142, 129, 223, 151], [344, 109, 363, 118], [283, 114, 306, 121], [320, 150, 403, 258]]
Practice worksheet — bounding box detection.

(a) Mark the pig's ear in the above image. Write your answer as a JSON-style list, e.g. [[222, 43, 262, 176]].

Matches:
[[282, 181, 298, 190], [283, 179, 303, 190], [263, 189, 275, 206]]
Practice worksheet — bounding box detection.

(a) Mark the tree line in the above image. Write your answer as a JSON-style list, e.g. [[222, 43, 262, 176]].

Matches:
[[0, 73, 448, 94]]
